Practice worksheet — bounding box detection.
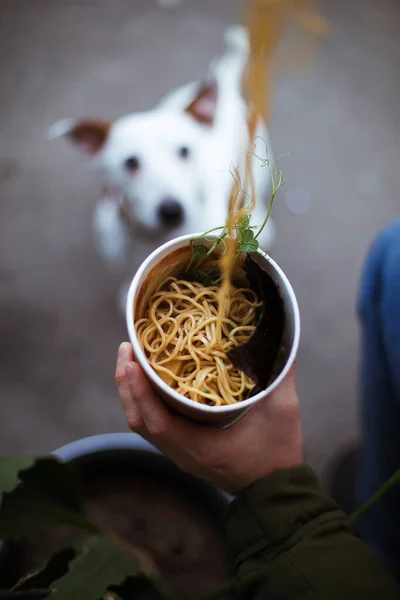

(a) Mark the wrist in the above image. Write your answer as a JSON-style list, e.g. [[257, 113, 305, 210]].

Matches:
[[235, 436, 304, 493]]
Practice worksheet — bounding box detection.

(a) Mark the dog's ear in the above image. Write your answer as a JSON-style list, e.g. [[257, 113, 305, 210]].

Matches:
[[48, 118, 111, 154], [185, 81, 217, 126]]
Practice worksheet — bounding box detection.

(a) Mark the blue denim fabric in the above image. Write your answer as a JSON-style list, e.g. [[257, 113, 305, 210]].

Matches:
[[357, 218, 400, 579]]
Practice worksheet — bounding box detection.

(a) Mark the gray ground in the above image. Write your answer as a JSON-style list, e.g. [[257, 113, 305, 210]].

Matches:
[[0, 0, 399, 480]]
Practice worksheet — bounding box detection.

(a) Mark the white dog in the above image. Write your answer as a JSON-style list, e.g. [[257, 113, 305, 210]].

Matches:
[[49, 26, 274, 310]]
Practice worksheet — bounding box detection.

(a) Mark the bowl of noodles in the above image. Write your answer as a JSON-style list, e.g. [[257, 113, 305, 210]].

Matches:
[[126, 232, 300, 427]]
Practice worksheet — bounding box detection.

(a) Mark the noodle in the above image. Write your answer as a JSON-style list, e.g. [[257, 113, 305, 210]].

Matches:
[[136, 277, 261, 406]]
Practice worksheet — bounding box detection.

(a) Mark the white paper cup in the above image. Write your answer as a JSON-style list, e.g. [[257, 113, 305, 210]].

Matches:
[[126, 233, 300, 427]]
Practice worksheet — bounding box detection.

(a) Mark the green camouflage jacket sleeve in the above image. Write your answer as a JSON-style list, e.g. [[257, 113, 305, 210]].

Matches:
[[226, 466, 400, 599]]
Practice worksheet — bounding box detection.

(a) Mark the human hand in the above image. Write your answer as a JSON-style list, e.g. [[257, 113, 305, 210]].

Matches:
[[115, 342, 303, 494]]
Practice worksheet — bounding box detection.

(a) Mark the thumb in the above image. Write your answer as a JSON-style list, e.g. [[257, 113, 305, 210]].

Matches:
[[124, 362, 202, 448], [124, 362, 173, 437]]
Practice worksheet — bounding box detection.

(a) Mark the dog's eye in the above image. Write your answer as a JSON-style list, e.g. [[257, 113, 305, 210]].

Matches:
[[178, 146, 190, 159], [125, 156, 140, 173]]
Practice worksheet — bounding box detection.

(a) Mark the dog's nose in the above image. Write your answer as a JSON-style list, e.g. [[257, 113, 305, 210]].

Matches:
[[158, 199, 184, 227]]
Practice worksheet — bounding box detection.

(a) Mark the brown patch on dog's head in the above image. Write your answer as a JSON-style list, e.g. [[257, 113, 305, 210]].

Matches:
[[185, 81, 218, 127], [66, 119, 111, 154]]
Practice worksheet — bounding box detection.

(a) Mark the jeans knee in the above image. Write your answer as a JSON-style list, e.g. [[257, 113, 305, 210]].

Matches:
[[358, 218, 400, 317]]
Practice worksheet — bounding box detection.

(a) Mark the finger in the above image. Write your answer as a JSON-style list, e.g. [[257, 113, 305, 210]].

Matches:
[[125, 363, 209, 445], [118, 376, 143, 431], [125, 362, 173, 437], [118, 341, 133, 361], [115, 344, 142, 431], [115, 342, 133, 385]]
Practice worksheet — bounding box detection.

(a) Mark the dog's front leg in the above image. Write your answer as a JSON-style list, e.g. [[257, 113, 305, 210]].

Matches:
[[93, 194, 129, 267]]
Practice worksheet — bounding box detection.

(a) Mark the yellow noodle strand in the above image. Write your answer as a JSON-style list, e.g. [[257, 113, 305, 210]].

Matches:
[[136, 277, 261, 406]]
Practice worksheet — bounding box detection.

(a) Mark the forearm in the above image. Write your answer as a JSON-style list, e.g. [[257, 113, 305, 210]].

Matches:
[[226, 466, 400, 599]]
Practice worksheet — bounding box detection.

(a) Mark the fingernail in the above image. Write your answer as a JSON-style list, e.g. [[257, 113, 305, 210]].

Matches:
[[125, 362, 135, 381], [118, 342, 131, 362]]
